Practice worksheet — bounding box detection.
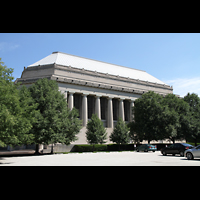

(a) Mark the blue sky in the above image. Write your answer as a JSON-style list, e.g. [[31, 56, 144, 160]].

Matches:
[[0, 33, 200, 97]]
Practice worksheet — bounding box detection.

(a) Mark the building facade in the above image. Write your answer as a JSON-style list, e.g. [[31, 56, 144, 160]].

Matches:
[[16, 52, 173, 145]]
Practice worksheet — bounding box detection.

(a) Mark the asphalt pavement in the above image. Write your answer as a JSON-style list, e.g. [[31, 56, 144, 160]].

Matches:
[[1, 151, 200, 166]]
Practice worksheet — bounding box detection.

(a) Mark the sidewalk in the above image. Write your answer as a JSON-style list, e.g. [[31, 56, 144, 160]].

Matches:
[[0, 149, 35, 156]]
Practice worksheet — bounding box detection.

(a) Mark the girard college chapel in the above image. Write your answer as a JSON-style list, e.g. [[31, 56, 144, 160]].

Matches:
[[16, 52, 173, 151]]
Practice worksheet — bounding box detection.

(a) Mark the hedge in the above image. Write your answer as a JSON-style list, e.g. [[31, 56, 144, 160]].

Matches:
[[71, 144, 107, 152], [71, 144, 135, 152], [70, 143, 172, 152]]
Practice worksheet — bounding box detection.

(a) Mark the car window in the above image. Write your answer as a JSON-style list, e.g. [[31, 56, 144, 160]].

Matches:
[[181, 143, 193, 147], [196, 145, 200, 149], [169, 144, 174, 148]]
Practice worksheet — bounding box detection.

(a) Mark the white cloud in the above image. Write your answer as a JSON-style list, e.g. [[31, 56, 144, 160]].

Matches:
[[0, 42, 20, 52], [165, 77, 200, 97]]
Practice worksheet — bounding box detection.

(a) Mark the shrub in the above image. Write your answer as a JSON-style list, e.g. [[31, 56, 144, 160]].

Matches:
[[71, 144, 135, 152]]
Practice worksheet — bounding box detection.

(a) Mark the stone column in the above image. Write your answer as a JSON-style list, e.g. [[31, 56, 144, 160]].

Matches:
[[130, 100, 135, 122], [119, 98, 125, 121], [82, 94, 88, 126], [95, 95, 101, 119], [107, 97, 113, 128], [64, 91, 68, 101], [68, 92, 74, 110]]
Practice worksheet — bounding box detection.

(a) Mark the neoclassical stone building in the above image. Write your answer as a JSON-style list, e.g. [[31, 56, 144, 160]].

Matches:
[[16, 51, 173, 145]]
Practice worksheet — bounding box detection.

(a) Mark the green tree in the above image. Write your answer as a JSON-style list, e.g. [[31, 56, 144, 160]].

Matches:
[[0, 58, 14, 82], [109, 117, 130, 149], [0, 58, 35, 147], [129, 91, 165, 144], [162, 94, 190, 143], [28, 78, 82, 153], [183, 93, 200, 146], [86, 114, 107, 149]]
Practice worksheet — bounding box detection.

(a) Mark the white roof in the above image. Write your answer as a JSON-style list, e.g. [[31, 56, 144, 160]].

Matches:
[[28, 51, 166, 85]]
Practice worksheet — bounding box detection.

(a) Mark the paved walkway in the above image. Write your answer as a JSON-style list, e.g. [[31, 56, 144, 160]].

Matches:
[[1, 151, 200, 166], [0, 149, 35, 156]]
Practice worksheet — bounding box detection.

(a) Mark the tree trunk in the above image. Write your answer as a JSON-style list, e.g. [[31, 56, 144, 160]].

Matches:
[[194, 138, 197, 147], [51, 143, 54, 154], [148, 140, 151, 144], [34, 144, 40, 155]]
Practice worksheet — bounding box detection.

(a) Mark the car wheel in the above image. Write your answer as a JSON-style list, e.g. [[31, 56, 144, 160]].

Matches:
[[179, 151, 184, 157], [162, 151, 167, 156], [186, 152, 193, 160], [136, 149, 139, 152]]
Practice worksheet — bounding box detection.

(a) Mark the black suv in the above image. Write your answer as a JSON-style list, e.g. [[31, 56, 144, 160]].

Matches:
[[161, 143, 194, 157]]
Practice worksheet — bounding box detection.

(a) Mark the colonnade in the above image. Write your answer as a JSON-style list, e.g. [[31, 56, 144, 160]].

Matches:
[[64, 91, 135, 128]]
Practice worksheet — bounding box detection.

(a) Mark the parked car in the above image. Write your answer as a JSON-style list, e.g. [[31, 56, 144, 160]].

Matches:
[[161, 143, 194, 157], [185, 145, 200, 160], [136, 144, 157, 152]]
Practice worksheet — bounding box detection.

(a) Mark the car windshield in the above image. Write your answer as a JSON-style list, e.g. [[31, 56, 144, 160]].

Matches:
[[181, 143, 193, 147]]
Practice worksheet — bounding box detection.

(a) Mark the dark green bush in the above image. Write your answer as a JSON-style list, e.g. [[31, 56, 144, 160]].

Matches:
[[72, 144, 107, 152], [71, 144, 135, 152], [107, 144, 135, 151]]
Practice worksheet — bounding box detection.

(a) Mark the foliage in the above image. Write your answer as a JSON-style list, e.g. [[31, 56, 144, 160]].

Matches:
[[129, 91, 165, 143], [72, 144, 135, 152], [72, 144, 108, 152], [0, 58, 14, 82], [86, 114, 107, 145], [0, 58, 35, 147], [161, 93, 190, 143], [129, 91, 199, 144], [28, 78, 82, 152], [109, 117, 130, 145], [183, 93, 200, 146]]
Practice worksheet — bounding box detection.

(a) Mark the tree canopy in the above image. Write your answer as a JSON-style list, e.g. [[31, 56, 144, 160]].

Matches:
[[0, 58, 35, 147], [109, 117, 130, 145], [0, 58, 82, 152], [28, 78, 82, 153], [183, 93, 200, 146], [86, 114, 107, 145], [129, 91, 196, 144]]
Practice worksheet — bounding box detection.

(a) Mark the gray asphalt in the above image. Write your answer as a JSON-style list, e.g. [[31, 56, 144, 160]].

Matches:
[[1, 151, 200, 166]]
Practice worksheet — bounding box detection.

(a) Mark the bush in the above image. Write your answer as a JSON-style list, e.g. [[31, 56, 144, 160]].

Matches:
[[71, 144, 135, 152], [107, 144, 135, 151], [72, 144, 107, 152]]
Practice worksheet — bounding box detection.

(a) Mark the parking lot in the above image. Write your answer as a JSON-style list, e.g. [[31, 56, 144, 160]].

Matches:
[[1, 151, 200, 166]]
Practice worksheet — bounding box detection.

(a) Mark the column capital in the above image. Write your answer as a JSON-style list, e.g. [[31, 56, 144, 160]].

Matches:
[[95, 94, 102, 98], [107, 96, 114, 99], [129, 98, 137, 102], [119, 97, 125, 101], [82, 93, 89, 96], [68, 91, 75, 94]]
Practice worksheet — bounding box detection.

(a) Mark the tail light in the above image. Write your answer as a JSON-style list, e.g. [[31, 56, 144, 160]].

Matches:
[[149, 146, 151, 149], [185, 147, 189, 149]]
